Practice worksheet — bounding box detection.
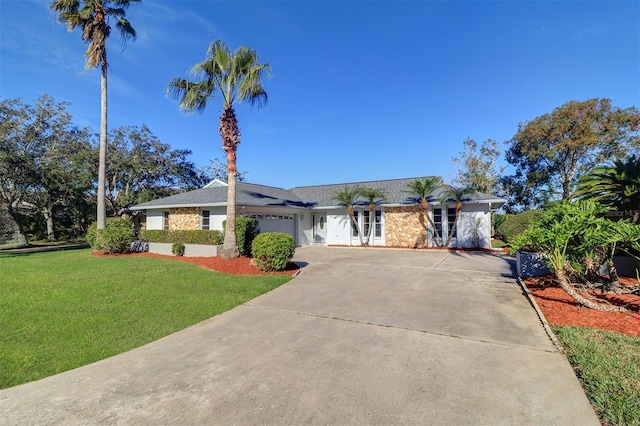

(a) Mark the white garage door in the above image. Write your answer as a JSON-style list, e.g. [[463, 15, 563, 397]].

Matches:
[[245, 213, 295, 237]]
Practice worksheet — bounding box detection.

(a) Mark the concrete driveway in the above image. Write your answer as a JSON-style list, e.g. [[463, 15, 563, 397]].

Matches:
[[0, 247, 598, 425]]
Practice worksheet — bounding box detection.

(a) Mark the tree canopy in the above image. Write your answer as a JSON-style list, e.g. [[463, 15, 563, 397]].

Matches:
[[452, 138, 503, 195], [502, 98, 640, 212]]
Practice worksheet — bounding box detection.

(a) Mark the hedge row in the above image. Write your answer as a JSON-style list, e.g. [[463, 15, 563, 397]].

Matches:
[[139, 229, 224, 245]]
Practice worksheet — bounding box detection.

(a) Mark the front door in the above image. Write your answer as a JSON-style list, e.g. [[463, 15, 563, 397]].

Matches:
[[312, 212, 327, 244]]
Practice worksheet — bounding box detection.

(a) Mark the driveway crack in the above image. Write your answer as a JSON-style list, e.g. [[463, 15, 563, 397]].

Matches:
[[243, 303, 557, 354]]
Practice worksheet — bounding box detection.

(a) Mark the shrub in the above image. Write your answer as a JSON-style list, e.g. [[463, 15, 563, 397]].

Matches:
[[491, 213, 507, 238], [495, 210, 543, 243], [171, 242, 185, 256], [86, 217, 135, 254], [223, 217, 260, 256], [251, 232, 296, 272], [139, 229, 223, 245]]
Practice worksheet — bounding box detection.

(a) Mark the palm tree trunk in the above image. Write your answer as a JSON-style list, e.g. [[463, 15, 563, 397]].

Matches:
[[96, 62, 108, 229], [220, 107, 240, 259], [421, 200, 441, 247], [444, 204, 461, 248], [555, 269, 627, 312], [364, 203, 374, 245]]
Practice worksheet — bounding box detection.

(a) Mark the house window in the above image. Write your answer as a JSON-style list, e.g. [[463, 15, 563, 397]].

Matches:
[[363, 210, 382, 238], [201, 210, 210, 230], [433, 208, 443, 237], [363, 211, 371, 236], [447, 207, 456, 237], [163, 211, 169, 230], [351, 211, 359, 237]]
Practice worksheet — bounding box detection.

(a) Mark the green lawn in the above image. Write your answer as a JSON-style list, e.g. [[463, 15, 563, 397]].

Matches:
[[554, 326, 640, 426], [0, 249, 291, 389]]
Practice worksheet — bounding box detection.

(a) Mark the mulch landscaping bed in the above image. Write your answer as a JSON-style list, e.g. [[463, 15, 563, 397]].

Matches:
[[92, 251, 300, 276], [523, 275, 640, 338]]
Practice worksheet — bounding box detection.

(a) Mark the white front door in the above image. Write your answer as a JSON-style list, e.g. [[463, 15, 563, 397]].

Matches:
[[312, 212, 327, 244]]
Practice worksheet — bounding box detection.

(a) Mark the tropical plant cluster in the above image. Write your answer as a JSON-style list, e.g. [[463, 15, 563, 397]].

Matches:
[[140, 229, 224, 246], [512, 200, 640, 312], [251, 232, 296, 272]]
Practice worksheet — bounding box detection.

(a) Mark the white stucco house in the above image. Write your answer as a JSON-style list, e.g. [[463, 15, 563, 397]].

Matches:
[[130, 177, 505, 249]]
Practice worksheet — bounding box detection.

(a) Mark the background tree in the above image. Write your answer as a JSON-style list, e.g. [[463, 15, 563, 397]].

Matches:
[[503, 98, 640, 212], [168, 39, 270, 259], [200, 156, 248, 183], [332, 186, 364, 246], [50, 0, 141, 230], [452, 138, 503, 195], [357, 187, 386, 245], [0, 95, 94, 242], [404, 177, 443, 247], [104, 124, 208, 216], [576, 155, 640, 224]]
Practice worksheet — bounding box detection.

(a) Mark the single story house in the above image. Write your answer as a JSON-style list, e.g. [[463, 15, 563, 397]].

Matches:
[[130, 177, 505, 249]]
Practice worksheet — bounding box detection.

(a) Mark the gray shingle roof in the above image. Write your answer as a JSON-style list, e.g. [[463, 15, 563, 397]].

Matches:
[[131, 177, 505, 210]]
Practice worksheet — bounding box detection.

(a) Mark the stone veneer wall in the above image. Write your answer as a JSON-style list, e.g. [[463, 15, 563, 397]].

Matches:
[[385, 206, 428, 248], [169, 207, 200, 231]]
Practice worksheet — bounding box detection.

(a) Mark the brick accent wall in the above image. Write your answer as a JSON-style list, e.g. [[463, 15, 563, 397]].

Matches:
[[385, 206, 429, 248], [169, 207, 200, 231]]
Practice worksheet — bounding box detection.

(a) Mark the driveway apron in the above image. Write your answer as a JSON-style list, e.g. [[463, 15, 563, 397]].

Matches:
[[0, 247, 599, 425]]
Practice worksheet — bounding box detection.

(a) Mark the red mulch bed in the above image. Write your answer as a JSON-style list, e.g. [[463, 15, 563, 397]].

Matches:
[[523, 274, 640, 338], [91, 251, 300, 276]]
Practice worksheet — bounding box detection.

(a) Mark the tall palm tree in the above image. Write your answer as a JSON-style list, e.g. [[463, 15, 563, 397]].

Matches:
[[50, 0, 140, 229], [404, 177, 442, 247], [168, 40, 270, 259], [440, 186, 474, 248], [332, 186, 364, 246], [576, 155, 640, 224], [358, 187, 386, 245]]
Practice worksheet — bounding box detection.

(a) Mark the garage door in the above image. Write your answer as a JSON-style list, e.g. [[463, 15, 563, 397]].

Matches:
[[245, 213, 295, 238]]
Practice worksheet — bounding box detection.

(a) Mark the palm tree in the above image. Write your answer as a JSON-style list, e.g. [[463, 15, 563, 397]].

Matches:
[[404, 177, 442, 247], [440, 186, 474, 248], [332, 186, 364, 246], [576, 155, 640, 224], [50, 0, 140, 229], [358, 187, 386, 245], [168, 40, 270, 259]]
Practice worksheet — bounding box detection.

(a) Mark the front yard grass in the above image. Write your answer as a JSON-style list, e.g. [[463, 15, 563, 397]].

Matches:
[[0, 249, 291, 389], [553, 326, 640, 426]]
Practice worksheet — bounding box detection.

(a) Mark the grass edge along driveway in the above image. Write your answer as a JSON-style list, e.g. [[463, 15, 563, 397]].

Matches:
[[0, 249, 291, 389]]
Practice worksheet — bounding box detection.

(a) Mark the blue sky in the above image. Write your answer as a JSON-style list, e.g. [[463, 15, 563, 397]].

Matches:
[[1, 0, 638, 189]]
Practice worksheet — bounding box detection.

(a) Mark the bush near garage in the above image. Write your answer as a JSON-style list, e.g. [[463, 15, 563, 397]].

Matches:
[[86, 217, 135, 254], [251, 232, 296, 272], [223, 217, 260, 256], [495, 209, 543, 243]]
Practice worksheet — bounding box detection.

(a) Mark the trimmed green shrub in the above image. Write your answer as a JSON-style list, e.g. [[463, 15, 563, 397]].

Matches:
[[251, 232, 296, 272], [139, 229, 223, 245], [223, 217, 260, 256], [86, 217, 135, 254], [491, 213, 507, 238], [495, 210, 543, 243], [171, 242, 185, 256]]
